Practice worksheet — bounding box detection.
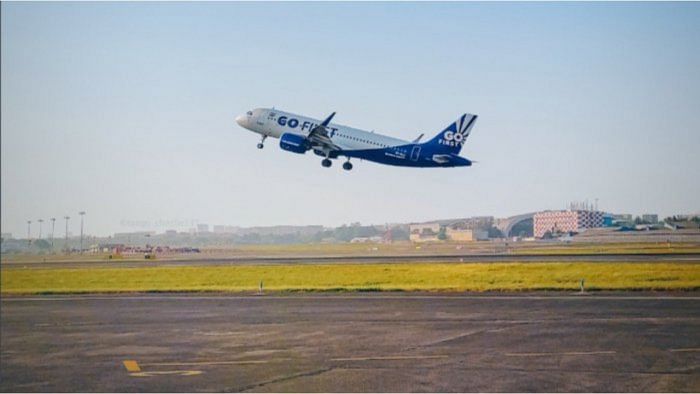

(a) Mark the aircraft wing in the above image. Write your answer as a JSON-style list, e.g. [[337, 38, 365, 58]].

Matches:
[[307, 112, 341, 151]]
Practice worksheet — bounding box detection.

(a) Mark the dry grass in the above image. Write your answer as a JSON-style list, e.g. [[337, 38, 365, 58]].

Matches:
[[2, 262, 699, 294], [512, 242, 700, 255]]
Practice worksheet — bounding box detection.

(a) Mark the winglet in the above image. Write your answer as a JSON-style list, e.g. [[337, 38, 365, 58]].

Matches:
[[320, 112, 336, 127]]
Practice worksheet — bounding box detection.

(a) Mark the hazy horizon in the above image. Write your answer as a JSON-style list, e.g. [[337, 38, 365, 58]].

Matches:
[[2, 2, 699, 237]]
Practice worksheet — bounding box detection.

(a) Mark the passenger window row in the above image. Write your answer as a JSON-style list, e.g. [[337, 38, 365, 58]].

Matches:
[[335, 133, 388, 148]]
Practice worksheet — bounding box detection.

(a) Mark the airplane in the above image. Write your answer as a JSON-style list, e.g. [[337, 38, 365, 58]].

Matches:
[[235, 108, 478, 170]]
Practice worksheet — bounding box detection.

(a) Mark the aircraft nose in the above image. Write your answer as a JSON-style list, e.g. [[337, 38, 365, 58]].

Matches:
[[235, 115, 246, 126]]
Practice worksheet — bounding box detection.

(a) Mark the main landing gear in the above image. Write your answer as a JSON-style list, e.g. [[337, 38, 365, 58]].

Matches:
[[257, 135, 267, 149], [321, 158, 353, 170]]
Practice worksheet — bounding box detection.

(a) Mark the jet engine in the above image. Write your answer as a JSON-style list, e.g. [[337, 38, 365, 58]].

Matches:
[[279, 133, 310, 154]]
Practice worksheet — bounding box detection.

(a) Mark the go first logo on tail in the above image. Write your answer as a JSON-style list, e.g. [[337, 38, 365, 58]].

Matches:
[[440, 114, 477, 147]]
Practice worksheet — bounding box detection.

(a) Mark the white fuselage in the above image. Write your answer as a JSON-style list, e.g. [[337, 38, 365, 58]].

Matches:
[[236, 108, 410, 152]]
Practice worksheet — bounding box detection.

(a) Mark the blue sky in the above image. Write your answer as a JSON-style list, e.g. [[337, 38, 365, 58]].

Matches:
[[2, 2, 699, 236]]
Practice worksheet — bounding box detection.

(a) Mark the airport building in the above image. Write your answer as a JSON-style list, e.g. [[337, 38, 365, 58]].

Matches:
[[212, 225, 239, 234], [409, 223, 441, 242], [410, 222, 488, 242], [446, 227, 488, 242], [534, 210, 604, 238]]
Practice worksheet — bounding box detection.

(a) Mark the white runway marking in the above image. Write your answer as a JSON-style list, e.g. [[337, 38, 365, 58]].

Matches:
[[331, 355, 448, 361], [669, 348, 700, 352], [130, 370, 202, 377], [505, 351, 617, 357]]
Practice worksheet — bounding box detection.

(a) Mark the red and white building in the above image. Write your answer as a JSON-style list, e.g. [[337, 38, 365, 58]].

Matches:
[[534, 210, 604, 238]]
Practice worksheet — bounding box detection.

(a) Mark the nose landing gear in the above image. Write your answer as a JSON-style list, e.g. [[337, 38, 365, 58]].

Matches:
[[257, 135, 267, 149]]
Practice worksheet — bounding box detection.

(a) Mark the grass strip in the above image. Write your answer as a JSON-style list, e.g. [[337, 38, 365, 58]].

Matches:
[[2, 262, 699, 294]]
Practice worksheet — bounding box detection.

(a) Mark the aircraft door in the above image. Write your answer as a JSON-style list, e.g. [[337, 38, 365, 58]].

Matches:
[[410, 145, 421, 161], [256, 112, 267, 128]]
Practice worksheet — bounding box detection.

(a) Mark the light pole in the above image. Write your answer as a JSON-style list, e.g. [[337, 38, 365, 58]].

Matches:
[[50, 218, 56, 249], [27, 220, 32, 247], [79, 211, 86, 254], [64, 216, 70, 253], [38, 219, 44, 239]]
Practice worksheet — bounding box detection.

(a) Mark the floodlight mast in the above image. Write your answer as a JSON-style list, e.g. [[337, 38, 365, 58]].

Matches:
[[79, 211, 86, 254], [50, 218, 56, 249], [64, 216, 70, 253]]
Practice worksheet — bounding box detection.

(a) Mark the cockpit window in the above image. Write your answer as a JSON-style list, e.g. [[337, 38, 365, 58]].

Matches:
[[246, 111, 253, 116]]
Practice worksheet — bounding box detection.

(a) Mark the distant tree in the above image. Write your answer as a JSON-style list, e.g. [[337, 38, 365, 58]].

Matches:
[[332, 224, 379, 242], [334, 225, 354, 242], [437, 227, 447, 240], [240, 233, 261, 243], [312, 229, 334, 242], [33, 239, 51, 251], [390, 227, 409, 241], [487, 227, 504, 239]]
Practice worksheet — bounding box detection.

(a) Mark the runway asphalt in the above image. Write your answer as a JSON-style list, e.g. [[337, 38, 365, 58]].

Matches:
[[1, 293, 699, 392], [2, 252, 700, 269]]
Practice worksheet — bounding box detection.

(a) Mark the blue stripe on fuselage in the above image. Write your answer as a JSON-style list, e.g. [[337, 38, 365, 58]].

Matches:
[[338, 145, 471, 167]]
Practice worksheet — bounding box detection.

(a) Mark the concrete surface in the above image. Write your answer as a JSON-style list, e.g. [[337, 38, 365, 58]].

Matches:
[[1, 293, 699, 392], [2, 252, 700, 269]]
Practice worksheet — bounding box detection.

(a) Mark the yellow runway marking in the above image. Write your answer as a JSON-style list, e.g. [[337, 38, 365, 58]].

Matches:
[[124, 359, 203, 377], [130, 370, 202, 377], [331, 355, 448, 361], [669, 348, 700, 352], [505, 351, 616, 357], [123, 360, 141, 372]]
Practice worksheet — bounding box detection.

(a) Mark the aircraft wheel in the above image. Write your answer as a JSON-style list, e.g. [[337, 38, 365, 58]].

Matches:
[[256, 143, 264, 149], [321, 159, 332, 168], [343, 162, 353, 171]]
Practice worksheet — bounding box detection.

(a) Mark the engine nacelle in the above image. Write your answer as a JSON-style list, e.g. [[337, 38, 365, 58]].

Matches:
[[279, 133, 310, 154]]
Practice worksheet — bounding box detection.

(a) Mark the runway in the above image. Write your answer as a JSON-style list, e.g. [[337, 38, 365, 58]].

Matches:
[[3, 252, 700, 269], [1, 293, 699, 392]]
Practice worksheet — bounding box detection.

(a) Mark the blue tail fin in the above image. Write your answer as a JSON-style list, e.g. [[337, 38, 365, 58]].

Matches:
[[424, 113, 478, 154]]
